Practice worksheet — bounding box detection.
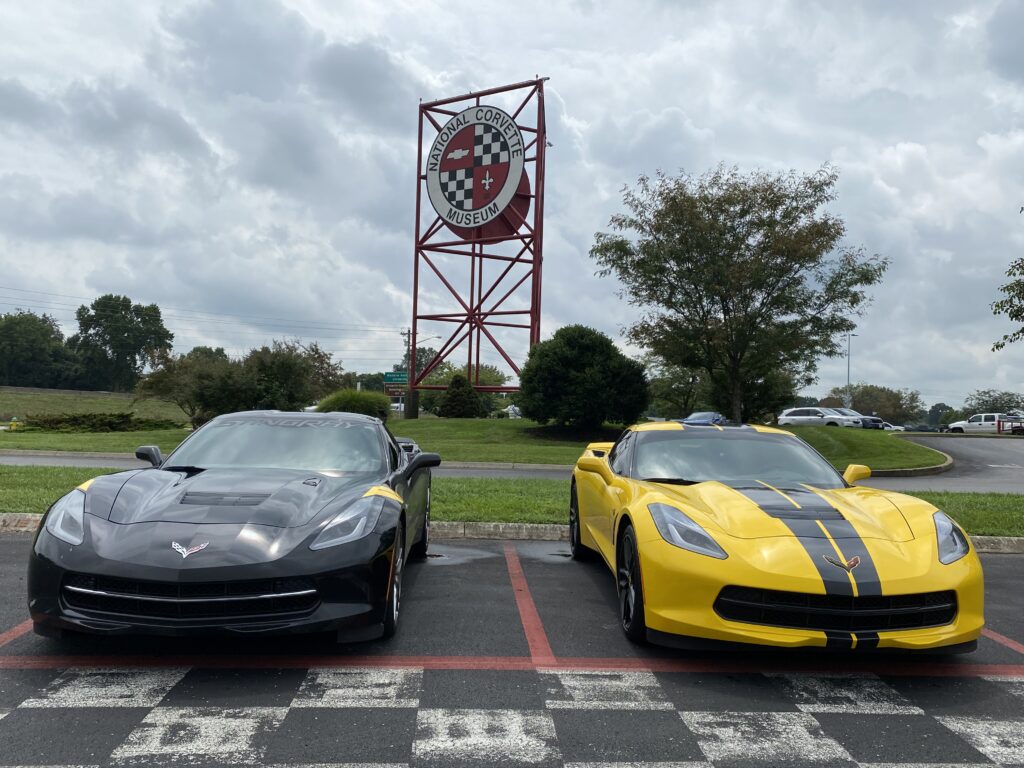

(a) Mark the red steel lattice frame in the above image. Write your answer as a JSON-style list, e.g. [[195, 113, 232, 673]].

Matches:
[[412, 79, 547, 392]]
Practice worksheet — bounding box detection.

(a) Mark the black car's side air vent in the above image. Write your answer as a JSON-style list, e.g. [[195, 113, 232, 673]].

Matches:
[[179, 492, 271, 506]]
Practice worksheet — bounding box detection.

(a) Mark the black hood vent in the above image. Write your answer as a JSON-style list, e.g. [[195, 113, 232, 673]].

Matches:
[[179, 492, 271, 507]]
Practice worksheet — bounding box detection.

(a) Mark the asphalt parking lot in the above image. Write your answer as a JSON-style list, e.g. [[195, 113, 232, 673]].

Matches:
[[0, 533, 1022, 767]]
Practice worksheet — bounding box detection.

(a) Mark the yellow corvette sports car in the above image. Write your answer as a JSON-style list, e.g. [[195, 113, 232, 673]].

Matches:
[[570, 422, 983, 652]]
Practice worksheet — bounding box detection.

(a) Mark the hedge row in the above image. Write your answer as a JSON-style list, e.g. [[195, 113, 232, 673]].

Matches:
[[25, 412, 184, 432]]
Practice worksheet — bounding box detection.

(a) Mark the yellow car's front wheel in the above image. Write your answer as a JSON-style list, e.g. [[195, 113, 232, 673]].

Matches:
[[618, 524, 647, 643]]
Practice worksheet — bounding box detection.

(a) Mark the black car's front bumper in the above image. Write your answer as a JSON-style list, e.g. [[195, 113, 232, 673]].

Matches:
[[27, 525, 397, 642]]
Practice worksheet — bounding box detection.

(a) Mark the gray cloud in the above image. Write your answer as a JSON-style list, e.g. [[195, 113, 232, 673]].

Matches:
[[987, 0, 1024, 84]]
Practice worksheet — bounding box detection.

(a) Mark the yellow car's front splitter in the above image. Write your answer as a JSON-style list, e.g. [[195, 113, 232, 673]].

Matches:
[[637, 535, 984, 652]]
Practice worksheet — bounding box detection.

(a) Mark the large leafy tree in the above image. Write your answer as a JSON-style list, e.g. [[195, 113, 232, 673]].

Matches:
[[0, 311, 80, 388], [646, 355, 708, 419], [591, 165, 888, 422], [518, 325, 648, 429], [824, 382, 925, 424], [68, 294, 173, 391], [963, 389, 1024, 414], [992, 256, 1024, 350]]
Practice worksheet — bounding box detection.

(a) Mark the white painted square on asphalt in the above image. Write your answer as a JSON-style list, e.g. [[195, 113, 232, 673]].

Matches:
[[292, 667, 423, 708], [109, 706, 288, 765], [680, 711, 854, 764], [413, 708, 560, 765], [983, 674, 1024, 700], [543, 670, 675, 710], [563, 763, 713, 767], [937, 716, 1024, 765], [18, 667, 188, 708], [766, 673, 924, 715]]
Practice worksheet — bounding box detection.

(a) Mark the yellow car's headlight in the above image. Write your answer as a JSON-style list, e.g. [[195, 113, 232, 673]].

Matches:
[[648, 503, 727, 559], [933, 511, 969, 564]]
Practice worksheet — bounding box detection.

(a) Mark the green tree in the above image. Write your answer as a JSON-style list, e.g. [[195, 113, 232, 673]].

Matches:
[[646, 356, 707, 419], [992, 255, 1024, 350], [437, 374, 484, 418], [928, 402, 953, 426], [518, 325, 649, 429], [135, 347, 233, 427], [824, 383, 925, 424], [67, 294, 173, 391], [590, 165, 888, 423], [0, 311, 80, 388], [963, 389, 1024, 414]]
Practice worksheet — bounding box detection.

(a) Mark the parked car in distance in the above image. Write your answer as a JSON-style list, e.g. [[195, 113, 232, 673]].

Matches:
[[946, 413, 1021, 434], [881, 422, 905, 431], [680, 411, 727, 426], [777, 407, 861, 427]]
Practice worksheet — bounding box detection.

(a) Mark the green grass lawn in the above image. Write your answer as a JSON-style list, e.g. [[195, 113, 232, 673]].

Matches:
[[0, 429, 191, 454], [3, 467, 1019, 537], [783, 426, 946, 470], [0, 387, 185, 422]]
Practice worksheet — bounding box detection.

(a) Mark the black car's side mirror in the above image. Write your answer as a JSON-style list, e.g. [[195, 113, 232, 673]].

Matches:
[[406, 452, 441, 474], [135, 445, 162, 467]]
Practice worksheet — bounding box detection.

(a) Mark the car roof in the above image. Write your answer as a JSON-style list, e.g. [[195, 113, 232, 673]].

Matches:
[[633, 421, 794, 437], [209, 410, 381, 425]]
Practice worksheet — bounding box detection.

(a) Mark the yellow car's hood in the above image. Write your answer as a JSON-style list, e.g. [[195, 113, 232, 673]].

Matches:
[[652, 481, 914, 542]]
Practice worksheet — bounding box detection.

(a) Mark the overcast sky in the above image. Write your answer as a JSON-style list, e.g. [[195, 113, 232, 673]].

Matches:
[[1, 0, 1023, 406]]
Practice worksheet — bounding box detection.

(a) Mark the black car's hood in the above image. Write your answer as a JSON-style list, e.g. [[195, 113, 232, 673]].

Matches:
[[89, 468, 377, 528]]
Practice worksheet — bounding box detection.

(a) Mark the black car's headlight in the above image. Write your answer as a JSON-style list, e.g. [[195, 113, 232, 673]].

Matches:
[[44, 489, 86, 546], [933, 511, 969, 564], [310, 496, 386, 550], [648, 503, 727, 559]]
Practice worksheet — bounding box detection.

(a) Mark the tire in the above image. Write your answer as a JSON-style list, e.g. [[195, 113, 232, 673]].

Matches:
[[826, 421, 839, 427], [1012, 427, 1024, 436], [617, 524, 647, 643], [951, 427, 964, 433], [409, 483, 430, 560], [569, 482, 594, 561], [382, 521, 405, 639]]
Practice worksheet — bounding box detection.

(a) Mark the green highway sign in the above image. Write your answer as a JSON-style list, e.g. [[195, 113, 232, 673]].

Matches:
[[384, 371, 408, 383]]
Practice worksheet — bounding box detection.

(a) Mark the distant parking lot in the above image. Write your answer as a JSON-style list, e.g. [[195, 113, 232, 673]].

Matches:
[[1, 533, 1021, 766]]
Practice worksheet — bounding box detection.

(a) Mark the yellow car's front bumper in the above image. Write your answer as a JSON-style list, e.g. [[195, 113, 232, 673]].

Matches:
[[637, 534, 984, 651]]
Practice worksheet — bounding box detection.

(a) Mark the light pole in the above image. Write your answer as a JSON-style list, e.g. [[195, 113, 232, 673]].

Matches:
[[845, 332, 858, 407]]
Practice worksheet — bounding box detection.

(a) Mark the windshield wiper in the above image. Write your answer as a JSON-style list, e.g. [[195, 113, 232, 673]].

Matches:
[[161, 465, 207, 474], [641, 477, 698, 485]]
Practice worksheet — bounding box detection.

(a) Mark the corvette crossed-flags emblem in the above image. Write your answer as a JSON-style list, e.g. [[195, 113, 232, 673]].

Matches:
[[171, 541, 209, 559]]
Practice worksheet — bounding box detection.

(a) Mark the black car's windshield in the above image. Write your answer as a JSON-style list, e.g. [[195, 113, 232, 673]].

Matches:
[[634, 430, 844, 489], [166, 417, 386, 474]]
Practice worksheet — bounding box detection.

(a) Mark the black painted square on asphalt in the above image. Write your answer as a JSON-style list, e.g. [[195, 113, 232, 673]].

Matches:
[[262, 706, 417, 764], [0, 706, 148, 764], [884, 675, 1024, 717], [0, 668, 61, 708], [814, 712, 993, 764], [159, 667, 308, 708], [657, 672, 801, 712], [551, 708, 704, 763], [419, 669, 548, 709]]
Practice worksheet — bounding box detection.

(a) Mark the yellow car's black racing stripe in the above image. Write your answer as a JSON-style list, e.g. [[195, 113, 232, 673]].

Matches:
[[731, 485, 885, 650]]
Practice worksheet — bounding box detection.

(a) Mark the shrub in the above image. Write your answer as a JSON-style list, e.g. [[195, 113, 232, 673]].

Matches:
[[438, 375, 484, 418], [26, 413, 183, 432], [518, 325, 649, 429], [316, 389, 391, 421]]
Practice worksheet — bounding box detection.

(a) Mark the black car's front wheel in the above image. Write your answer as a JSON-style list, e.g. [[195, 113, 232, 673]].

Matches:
[[382, 522, 404, 639], [617, 524, 647, 643], [409, 484, 430, 561]]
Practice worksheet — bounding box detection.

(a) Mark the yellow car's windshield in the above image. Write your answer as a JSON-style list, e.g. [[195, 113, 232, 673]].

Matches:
[[633, 430, 844, 489]]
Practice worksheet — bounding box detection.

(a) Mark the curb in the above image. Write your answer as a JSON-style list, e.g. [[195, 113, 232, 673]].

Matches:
[[2, 514, 1020, 553]]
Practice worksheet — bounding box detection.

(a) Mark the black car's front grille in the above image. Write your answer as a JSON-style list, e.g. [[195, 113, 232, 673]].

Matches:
[[61, 573, 319, 621], [714, 586, 957, 633]]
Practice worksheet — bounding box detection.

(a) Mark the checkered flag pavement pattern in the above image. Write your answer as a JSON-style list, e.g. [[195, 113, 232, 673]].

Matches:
[[0, 666, 1021, 766], [440, 168, 474, 211], [474, 124, 510, 167]]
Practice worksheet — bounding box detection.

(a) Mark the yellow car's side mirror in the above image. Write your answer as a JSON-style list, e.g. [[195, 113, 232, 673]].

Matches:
[[843, 464, 871, 484], [577, 455, 613, 483]]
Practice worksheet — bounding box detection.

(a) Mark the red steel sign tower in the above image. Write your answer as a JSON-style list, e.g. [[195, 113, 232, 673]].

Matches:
[[411, 78, 547, 393]]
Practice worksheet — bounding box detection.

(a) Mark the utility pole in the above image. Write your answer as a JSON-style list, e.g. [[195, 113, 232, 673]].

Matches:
[[401, 328, 419, 420], [845, 332, 858, 408]]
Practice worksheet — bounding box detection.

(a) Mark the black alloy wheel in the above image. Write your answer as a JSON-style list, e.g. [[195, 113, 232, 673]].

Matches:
[[569, 483, 591, 560], [382, 521, 405, 639], [617, 524, 647, 643], [410, 484, 430, 560]]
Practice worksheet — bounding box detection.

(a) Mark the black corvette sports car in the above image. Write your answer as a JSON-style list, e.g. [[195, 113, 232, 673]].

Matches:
[[28, 411, 440, 641]]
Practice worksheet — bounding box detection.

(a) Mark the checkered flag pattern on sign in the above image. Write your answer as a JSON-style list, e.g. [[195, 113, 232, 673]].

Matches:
[[441, 168, 473, 210], [474, 124, 510, 166]]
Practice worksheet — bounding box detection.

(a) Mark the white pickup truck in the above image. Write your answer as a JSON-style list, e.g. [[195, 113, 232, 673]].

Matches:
[[947, 413, 1024, 434]]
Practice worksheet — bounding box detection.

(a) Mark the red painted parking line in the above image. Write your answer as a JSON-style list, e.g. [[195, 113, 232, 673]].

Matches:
[[0, 620, 32, 649], [983, 627, 1024, 655], [0, 652, 1022, 677], [503, 542, 556, 665]]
